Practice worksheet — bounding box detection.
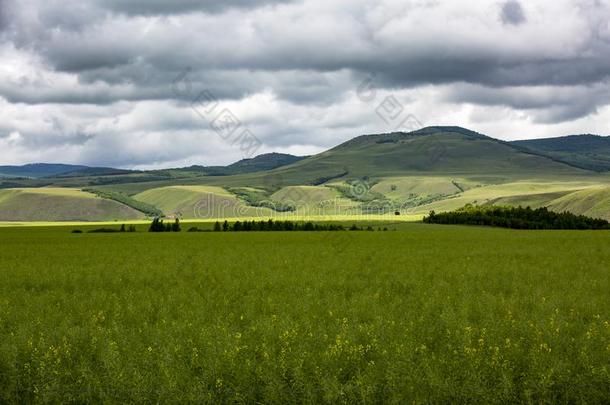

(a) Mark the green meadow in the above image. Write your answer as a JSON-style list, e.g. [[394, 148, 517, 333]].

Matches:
[[0, 224, 609, 403]]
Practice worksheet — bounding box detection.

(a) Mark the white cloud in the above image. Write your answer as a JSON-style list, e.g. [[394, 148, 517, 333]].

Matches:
[[0, 0, 609, 168]]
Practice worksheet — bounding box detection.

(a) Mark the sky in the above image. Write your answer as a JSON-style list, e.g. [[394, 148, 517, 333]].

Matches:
[[1, 0, 609, 169]]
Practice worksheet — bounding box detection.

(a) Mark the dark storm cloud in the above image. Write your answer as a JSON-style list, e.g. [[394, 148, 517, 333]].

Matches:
[[0, 0, 13, 37], [97, 0, 294, 16], [6, 0, 609, 109], [0, 81, 168, 105], [362, 55, 610, 89], [443, 82, 610, 123], [500, 1, 526, 25], [0, 0, 6, 31], [18, 131, 95, 148]]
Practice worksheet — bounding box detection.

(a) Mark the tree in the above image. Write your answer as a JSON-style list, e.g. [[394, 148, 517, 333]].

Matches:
[[423, 206, 610, 230], [222, 220, 229, 232], [149, 217, 165, 232], [214, 221, 221, 232]]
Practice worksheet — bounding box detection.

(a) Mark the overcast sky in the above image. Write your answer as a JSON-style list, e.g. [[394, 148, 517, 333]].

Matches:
[[1, 0, 609, 168]]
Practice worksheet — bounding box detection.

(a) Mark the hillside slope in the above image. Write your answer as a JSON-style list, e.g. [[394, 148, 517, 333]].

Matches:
[[133, 186, 275, 219], [0, 188, 145, 221], [512, 134, 610, 171], [488, 186, 610, 220]]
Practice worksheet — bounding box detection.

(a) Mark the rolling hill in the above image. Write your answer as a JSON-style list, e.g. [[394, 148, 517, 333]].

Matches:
[[133, 186, 276, 219], [486, 186, 610, 220], [512, 134, 610, 172], [3, 126, 610, 222], [0, 188, 144, 222], [246, 127, 590, 187]]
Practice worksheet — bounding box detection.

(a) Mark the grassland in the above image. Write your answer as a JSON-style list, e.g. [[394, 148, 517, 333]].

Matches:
[[270, 186, 361, 215], [545, 187, 610, 220], [3, 176, 610, 223], [0, 224, 609, 403], [0, 188, 144, 222]]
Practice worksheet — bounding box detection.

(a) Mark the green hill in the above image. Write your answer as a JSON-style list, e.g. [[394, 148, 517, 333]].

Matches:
[[0, 188, 145, 222], [488, 186, 610, 220], [512, 134, 610, 172], [133, 186, 275, 219], [103, 126, 592, 194], [547, 187, 610, 220], [250, 127, 589, 187], [410, 181, 602, 214], [1, 127, 595, 194]]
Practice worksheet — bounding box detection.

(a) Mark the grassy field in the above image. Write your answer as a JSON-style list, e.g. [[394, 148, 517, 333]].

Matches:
[[0, 224, 609, 402]]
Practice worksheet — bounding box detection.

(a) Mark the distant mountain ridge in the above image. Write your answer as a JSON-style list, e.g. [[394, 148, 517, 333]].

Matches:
[[0, 153, 306, 180], [179, 153, 307, 176], [228, 153, 307, 172], [0, 164, 90, 179]]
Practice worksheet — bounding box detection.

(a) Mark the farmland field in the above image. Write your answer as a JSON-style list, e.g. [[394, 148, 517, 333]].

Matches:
[[0, 224, 609, 403]]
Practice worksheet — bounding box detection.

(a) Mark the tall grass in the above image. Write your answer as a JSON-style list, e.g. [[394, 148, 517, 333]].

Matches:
[[0, 224, 608, 402]]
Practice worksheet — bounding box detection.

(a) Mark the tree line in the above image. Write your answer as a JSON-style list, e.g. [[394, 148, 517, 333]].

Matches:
[[149, 218, 181, 232], [75, 218, 390, 234], [73, 224, 137, 233], [84, 188, 163, 217], [189, 220, 386, 232], [423, 205, 610, 230]]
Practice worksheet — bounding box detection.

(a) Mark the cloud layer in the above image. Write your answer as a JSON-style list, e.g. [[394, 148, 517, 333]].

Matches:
[[1, 0, 609, 167]]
